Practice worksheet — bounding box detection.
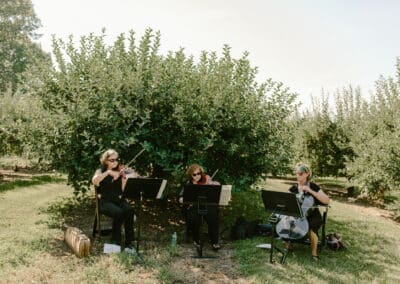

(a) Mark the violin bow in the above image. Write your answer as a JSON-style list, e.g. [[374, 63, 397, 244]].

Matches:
[[211, 168, 219, 179], [125, 149, 146, 168]]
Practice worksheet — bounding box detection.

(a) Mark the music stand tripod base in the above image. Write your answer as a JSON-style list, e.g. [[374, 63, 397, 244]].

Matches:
[[269, 215, 288, 264]]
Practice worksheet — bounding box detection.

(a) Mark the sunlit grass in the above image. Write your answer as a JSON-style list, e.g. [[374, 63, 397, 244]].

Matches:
[[232, 199, 400, 283]]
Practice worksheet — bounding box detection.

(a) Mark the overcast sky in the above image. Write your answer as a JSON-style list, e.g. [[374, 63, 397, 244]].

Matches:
[[32, 0, 400, 106]]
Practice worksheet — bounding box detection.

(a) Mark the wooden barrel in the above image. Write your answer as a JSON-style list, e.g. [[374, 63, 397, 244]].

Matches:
[[64, 227, 91, 257]]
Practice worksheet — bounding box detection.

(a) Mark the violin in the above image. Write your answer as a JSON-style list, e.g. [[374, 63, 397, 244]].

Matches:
[[116, 149, 146, 179]]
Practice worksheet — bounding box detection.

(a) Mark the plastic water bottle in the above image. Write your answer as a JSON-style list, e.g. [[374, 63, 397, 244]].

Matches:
[[171, 232, 177, 246]]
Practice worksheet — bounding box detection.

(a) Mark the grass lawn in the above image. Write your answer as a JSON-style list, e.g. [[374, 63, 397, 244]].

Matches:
[[233, 198, 400, 283], [0, 175, 399, 283]]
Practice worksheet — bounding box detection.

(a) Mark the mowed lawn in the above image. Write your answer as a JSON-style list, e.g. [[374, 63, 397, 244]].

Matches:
[[0, 180, 399, 283]]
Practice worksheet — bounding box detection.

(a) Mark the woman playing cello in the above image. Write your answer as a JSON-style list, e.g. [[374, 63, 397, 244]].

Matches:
[[288, 162, 330, 261]]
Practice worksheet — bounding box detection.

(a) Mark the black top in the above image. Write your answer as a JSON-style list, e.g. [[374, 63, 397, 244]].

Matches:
[[288, 182, 322, 206], [97, 169, 123, 202]]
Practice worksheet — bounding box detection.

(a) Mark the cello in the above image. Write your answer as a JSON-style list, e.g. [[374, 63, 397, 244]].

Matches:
[[275, 190, 314, 240]]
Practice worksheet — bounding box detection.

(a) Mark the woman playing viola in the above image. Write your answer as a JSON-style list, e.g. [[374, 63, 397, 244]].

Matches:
[[289, 162, 330, 260], [179, 164, 221, 251], [92, 149, 137, 248]]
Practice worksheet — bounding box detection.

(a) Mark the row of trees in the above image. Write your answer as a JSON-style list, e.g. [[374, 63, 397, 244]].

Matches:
[[1, 0, 400, 199], [291, 64, 400, 198]]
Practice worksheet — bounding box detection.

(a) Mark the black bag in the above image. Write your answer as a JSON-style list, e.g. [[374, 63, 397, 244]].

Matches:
[[231, 216, 267, 240], [326, 233, 346, 251]]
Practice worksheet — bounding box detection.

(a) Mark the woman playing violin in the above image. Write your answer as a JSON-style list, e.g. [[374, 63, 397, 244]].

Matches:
[[179, 164, 221, 251], [92, 149, 137, 248], [288, 162, 330, 260]]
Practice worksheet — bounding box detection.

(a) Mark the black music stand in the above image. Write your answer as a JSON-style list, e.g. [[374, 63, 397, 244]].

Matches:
[[183, 184, 222, 258], [123, 178, 167, 257], [261, 190, 303, 264]]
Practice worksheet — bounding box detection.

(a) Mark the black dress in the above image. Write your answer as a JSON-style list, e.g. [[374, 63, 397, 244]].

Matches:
[[97, 171, 135, 245], [180, 179, 219, 245]]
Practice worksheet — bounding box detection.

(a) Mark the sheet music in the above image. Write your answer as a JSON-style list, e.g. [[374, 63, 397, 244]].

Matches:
[[219, 185, 232, 206], [103, 243, 121, 253], [157, 179, 167, 199]]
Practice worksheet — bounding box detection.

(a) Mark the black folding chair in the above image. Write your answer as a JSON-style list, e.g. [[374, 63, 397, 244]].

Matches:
[[92, 187, 114, 239]]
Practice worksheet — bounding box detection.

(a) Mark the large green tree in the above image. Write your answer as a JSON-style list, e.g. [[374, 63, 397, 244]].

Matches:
[[0, 0, 49, 92], [346, 61, 400, 197], [36, 29, 296, 196]]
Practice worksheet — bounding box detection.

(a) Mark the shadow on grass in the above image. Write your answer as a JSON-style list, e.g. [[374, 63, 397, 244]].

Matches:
[[0, 175, 66, 192], [45, 194, 187, 256]]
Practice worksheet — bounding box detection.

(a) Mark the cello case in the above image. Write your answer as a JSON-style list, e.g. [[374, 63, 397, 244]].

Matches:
[[275, 193, 314, 240]]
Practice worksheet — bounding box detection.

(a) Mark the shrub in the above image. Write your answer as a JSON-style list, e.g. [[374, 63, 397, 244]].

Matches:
[[36, 29, 296, 197]]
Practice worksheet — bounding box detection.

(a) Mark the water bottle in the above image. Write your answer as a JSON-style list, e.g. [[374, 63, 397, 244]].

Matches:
[[171, 231, 177, 246]]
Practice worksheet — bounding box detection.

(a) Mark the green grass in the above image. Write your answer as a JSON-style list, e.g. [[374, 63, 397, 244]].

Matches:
[[1, 177, 399, 283], [232, 199, 400, 283]]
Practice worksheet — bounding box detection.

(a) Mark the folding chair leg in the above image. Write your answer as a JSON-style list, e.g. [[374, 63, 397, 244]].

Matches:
[[92, 214, 98, 238]]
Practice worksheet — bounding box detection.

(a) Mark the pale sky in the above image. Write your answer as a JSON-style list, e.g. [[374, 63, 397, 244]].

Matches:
[[32, 0, 400, 106]]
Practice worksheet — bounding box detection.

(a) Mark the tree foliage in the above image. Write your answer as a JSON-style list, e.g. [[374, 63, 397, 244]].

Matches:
[[290, 93, 354, 177], [36, 29, 296, 196], [345, 64, 400, 197], [0, 89, 54, 165], [291, 57, 400, 198], [0, 0, 50, 92]]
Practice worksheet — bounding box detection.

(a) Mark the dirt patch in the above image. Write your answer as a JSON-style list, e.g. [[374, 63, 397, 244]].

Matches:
[[341, 200, 395, 220]]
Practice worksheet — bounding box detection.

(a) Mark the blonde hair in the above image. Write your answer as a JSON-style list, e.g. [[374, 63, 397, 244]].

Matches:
[[295, 162, 312, 181], [186, 164, 204, 180], [100, 149, 118, 167]]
